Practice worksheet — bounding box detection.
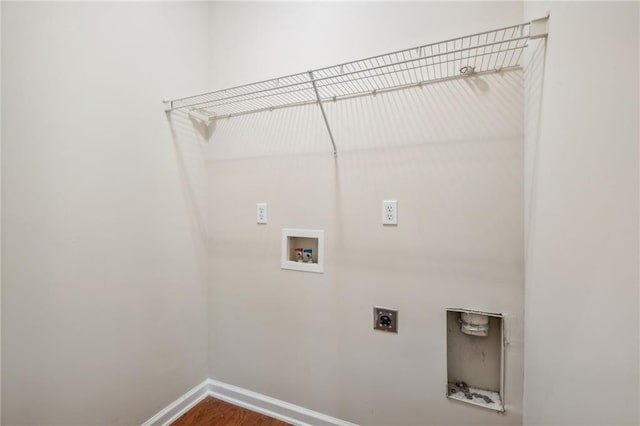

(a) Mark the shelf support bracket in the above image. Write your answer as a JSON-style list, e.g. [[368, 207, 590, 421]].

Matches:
[[162, 99, 174, 113], [309, 71, 338, 157], [529, 15, 549, 39]]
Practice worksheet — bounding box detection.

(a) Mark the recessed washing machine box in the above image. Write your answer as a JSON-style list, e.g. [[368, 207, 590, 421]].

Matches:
[[281, 229, 324, 273], [446, 308, 505, 412]]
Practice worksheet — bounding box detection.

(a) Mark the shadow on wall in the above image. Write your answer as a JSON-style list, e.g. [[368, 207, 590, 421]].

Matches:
[[202, 68, 526, 422], [165, 70, 525, 251], [200, 70, 524, 161], [524, 40, 547, 253], [198, 70, 524, 257], [165, 110, 210, 246]]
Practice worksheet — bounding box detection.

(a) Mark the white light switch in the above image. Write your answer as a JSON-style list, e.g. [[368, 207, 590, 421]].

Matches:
[[257, 203, 268, 224]]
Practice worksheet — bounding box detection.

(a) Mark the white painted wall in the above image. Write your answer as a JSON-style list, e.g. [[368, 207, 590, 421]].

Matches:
[[0, 3, 3, 422], [4, 2, 637, 425], [1, 2, 210, 424], [204, 2, 525, 425], [523, 2, 639, 425]]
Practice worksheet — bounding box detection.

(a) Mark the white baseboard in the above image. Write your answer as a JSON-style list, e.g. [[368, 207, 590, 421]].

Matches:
[[142, 378, 358, 426], [141, 379, 210, 426]]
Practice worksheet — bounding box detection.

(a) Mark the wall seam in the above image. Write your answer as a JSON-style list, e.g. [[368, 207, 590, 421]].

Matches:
[[205, 0, 213, 382]]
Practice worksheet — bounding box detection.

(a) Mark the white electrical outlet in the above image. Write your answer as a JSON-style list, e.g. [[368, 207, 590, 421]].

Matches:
[[382, 200, 397, 225], [257, 203, 268, 224]]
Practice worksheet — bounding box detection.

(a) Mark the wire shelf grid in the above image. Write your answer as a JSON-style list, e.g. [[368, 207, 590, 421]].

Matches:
[[166, 22, 532, 120]]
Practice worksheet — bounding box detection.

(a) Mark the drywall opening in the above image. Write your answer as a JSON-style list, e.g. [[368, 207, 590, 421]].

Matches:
[[446, 309, 504, 412], [287, 237, 319, 263], [281, 229, 324, 273]]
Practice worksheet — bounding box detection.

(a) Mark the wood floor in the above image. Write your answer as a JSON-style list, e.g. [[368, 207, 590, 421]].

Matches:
[[171, 396, 291, 426]]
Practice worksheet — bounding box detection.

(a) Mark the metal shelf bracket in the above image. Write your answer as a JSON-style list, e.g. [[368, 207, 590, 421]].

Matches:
[[529, 15, 549, 40], [309, 70, 338, 157]]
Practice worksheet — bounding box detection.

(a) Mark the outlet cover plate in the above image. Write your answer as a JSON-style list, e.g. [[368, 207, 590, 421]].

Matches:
[[382, 200, 397, 225], [257, 203, 267, 224], [374, 306, 398, 333]]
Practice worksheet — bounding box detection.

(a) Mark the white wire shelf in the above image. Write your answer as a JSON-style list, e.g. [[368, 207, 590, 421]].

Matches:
[[164, 18, 548, 155]]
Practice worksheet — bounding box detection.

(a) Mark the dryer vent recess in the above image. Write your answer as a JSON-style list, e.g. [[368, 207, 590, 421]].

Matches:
[[446, 309, 505, 412]]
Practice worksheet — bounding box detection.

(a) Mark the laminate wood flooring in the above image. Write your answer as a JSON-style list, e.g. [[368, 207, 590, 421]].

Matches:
[[171, 396, 291, 426]]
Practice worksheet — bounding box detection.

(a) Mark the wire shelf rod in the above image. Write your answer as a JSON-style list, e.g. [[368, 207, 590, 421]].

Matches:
[[179, 37, 528, 112], [190, 44, 527, 113], [167, 29, 532, 110], [309, 22, 526, 76], [167, 22, 530, 107], [167, 17, 549, 155], [206, 65, 522, 121]]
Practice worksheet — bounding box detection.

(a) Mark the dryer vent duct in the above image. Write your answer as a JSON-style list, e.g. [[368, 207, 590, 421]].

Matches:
[[460, 312, 489, 337]]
